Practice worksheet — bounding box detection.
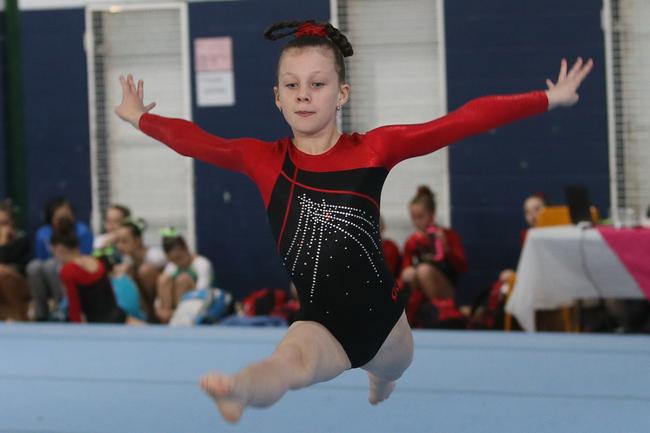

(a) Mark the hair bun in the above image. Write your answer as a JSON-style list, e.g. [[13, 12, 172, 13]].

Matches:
[[264, 20, 353, 58], [531, 192, 548, 203], [417, 185, 434, 198], [324, 24, 353, 57], [122, 217, 147, 236], [134, 217, 147, 233], [55, 217, 76, 235], [264, 20, 303, 41], [160, 226, 180, 239]]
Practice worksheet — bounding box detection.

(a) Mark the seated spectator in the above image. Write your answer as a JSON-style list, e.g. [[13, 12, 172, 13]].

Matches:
[[27, 197, 93, 321], [93, 204, 131, 263], [521, 193, 547, 242], [50, 219, 141, 324], [503, 192, 547, 283], [155, 229, 213, 323], [114, 218, 166, 321], [379, 216, 401, 279], [469, 193, 547, 329], [400, 186, 467, 302], [0, 200, 31, 321]]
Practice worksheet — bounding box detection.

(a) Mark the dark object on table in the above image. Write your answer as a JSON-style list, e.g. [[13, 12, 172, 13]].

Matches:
[[564, 185, 593, 225]]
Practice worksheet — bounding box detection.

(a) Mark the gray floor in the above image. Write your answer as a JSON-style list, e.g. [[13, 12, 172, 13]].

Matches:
[[1, 324, 649, 433]]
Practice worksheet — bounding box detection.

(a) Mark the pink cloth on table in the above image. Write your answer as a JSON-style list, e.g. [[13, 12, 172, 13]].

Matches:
[[597, 226, 650, 300]]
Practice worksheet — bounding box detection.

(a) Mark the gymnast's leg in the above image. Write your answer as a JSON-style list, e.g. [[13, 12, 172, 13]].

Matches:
[[136, 263, 160, 320], [26, 259, 49, 321], [155, 272, 174, 323], [200, 320, 351, 423], [416, 263, 455, 300], [362, 310, 414, 405]]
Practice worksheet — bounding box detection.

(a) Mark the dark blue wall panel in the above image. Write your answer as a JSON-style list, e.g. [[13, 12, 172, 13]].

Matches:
[[20, 9, 91, 230], [189, 0, 330, 297], [445, 0, 609, 304]]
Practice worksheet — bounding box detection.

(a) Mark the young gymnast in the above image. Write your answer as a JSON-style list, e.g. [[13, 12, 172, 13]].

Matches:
[[114, 20, 593, 422], [51, 219, 143, 325], [401, 186, 467, 302], [156, 231, 214, 323], [114, 218, 166, 321]]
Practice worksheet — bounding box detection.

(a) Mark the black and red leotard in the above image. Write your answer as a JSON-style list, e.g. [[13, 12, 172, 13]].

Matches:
[[140, 91, 548, 367], [60, 260, 126, 324]]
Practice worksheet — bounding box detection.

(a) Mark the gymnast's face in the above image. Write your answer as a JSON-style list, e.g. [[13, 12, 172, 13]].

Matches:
[[524, 196, 545, 227], [116, 226, 140, 256], [166, 246, 193, 269], [274, 47, 349, 138], [0, 210, 11, 231], [104, 207, 126, 234], [52, 205, 74, 229], [409, 203, 435, 233]]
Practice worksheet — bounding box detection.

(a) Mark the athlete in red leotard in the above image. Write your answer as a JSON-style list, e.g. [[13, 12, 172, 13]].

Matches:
[[115, 20, 593, 423], [139, 90, 547, 367]]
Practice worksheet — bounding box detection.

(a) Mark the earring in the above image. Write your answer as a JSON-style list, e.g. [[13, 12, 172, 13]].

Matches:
[[279, 107, 283, 113], [336, 105, 341, 111]]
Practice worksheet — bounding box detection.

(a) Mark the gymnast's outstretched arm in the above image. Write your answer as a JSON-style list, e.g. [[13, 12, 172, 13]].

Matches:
[[367, 57, 594, 170], [114, 74, 266, 176]]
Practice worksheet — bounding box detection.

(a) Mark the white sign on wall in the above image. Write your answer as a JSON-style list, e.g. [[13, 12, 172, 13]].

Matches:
[[194, 36, 235, 107]]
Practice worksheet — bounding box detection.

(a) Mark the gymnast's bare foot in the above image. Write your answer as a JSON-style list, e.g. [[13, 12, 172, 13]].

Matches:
[[367, 371, 396, 405], [200, 373, 245, 423]]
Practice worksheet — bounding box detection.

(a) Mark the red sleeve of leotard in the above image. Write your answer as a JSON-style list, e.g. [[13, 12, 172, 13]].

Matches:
[[60, 264, 82, 323], [366, 91, 549, 169], [139, 113, 268, 176], [444, 229, 468, 274]]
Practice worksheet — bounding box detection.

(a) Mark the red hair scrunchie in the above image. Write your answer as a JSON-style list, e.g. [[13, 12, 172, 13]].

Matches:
[[295, 23, 327, 38]]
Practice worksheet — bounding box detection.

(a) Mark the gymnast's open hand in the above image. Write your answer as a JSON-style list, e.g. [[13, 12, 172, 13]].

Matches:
[[545, 57, 593, 110], [115, 74, 157, 129]]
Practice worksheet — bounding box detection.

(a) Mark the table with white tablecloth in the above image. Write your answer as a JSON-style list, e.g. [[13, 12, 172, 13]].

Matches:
[[505, 226, 648, 331]]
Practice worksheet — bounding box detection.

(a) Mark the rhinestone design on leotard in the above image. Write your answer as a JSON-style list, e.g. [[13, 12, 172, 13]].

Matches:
[[283, 194, 383, 303]]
